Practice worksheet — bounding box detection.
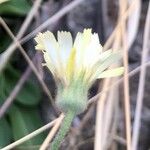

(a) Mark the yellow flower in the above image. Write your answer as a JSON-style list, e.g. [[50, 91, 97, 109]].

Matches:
[[35, 29, 123, 114], [35, 29, 124, 149], [35, 29, 123, 87]]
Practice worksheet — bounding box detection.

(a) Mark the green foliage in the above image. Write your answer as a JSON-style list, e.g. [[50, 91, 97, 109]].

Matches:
[[0, 117, 12, 148], [8, 105, 46, 150], [0, 0, 31, 16], [0, 65, 44, 149], [56, 79, 88, 115], [1, 66, 41, 106], [0, 0, 45, 148]]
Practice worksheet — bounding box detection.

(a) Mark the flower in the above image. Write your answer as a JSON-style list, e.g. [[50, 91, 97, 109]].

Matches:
[[35, 29, 123, 114], [35, 29, 123, 85]]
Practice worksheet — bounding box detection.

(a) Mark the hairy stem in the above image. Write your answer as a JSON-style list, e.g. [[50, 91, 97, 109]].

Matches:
[[50, 111, 75, 150]]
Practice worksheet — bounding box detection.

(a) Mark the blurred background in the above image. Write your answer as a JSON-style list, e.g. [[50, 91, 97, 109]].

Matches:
[[0, 0, 150, 150]]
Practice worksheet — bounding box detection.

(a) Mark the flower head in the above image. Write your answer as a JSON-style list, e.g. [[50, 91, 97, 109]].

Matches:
[[35, 29, 123, 114], [35, 29, 122, 86]]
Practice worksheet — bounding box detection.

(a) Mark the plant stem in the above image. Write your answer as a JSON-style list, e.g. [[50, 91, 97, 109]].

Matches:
[[50, 111, 75, 150]]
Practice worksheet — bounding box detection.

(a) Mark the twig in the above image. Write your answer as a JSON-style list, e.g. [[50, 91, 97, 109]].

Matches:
[[39, 114, 64, 150], [1, 114, 64, 150], [132, 2, 150, 150]]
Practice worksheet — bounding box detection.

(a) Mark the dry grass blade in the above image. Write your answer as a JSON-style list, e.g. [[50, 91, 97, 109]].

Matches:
[[1, 114, 64, 150], [103, 0, 138, 50], [102, 79, 119, 150], [119, 0, 132, 149], [127, 0, 141, 50], [95, 78, 110, 150], [132, 2, 150, 150], [95, 0, 133, 147], [122, 20, 131, 150], [40, 115, 64, 150], [101, 17, 122, 149]]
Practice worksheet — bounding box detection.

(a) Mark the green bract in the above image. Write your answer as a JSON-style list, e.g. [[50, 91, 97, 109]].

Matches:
[[56, 79, 88, 115]]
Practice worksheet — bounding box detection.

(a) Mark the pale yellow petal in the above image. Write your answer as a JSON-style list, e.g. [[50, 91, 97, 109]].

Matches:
[[98, 67, 124, 78], [98, 49, 113, 61], [0, 0, 9, 4], [34, 33, 45, 50], [83, 33, 101, 68], [35, 32, 66, 81], [74, 29, 92, 70], [57, 31, 73, 64], [43, 51, 56, 76]]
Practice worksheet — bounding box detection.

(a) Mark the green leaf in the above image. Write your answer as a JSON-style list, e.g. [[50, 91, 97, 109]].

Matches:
[[98, 67, 124, 78], [8, 105, 46, 149], [0, 117, 12, 148], [16, 80, 42, 106], [0, 0, 31, 16], [4, 66, 41, 106]]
